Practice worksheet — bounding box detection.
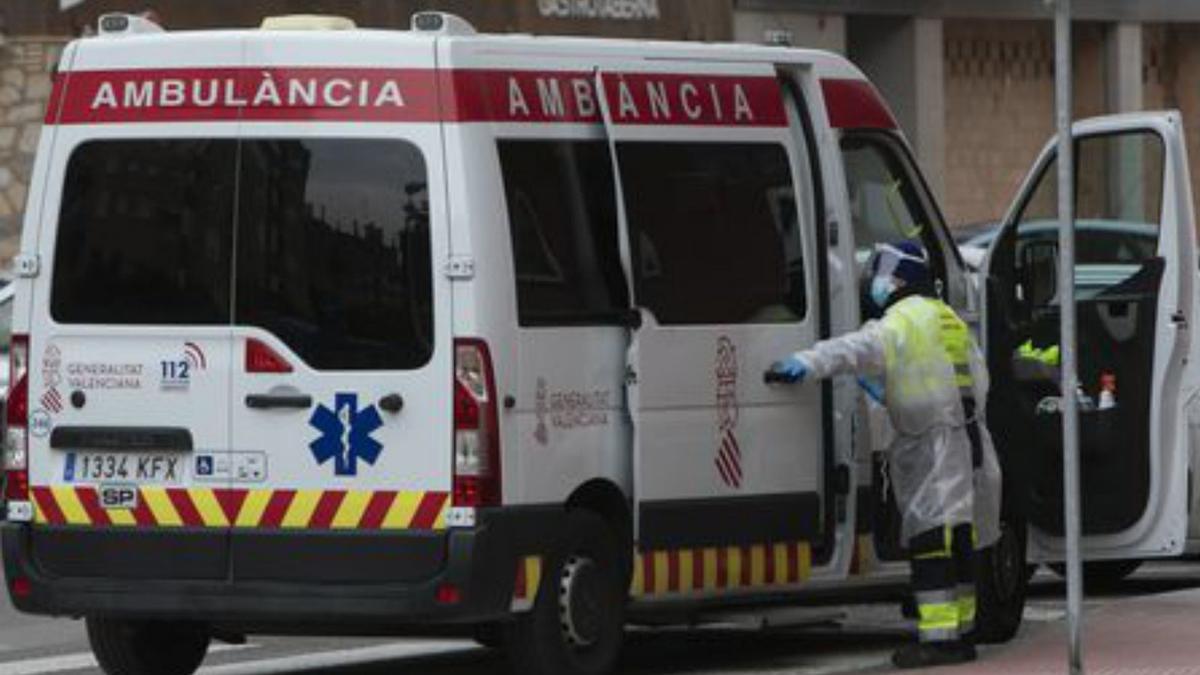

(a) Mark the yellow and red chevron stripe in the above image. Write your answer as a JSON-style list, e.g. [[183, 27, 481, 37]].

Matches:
[[631, 541, 811, 597], [30, 486, 448, 530], [510, 555, 544, 612]]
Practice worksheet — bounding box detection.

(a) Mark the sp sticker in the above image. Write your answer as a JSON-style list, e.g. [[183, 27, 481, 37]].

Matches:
[[98, 484, 138, 510], [308, 393, 383, 476]]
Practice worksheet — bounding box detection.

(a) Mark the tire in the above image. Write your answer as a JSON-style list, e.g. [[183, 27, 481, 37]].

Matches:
[[86, 617, 210, 675], [1050, 559, 1142, 589], [973, 515, 1028, 645], [504, 509, 625, 675]]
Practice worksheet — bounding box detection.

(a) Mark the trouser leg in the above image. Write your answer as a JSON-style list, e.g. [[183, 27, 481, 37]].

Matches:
[[908, 526, 958, 644], [952, 523, 977, 637]]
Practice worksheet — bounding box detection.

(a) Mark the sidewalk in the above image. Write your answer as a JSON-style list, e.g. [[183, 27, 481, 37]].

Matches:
[[940, 587, 1200, 674]]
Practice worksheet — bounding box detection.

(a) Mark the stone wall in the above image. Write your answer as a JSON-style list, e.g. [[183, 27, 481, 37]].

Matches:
[[1144, 23, 1200, 213], [941, 19, 1107, 229], [0, 37, 66, 263]]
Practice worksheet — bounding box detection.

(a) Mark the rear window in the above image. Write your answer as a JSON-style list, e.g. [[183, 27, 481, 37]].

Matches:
[[52, 138, 433, 371], [52, 139, 236, 324], [236, 139, 432, 370]]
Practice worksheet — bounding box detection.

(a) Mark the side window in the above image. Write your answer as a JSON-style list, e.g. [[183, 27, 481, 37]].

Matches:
[[840, 132, 948, 316], [1013, 131, 1164, 303], [616, 142, 806, 325], [497, 140, 629, 326], [52, 140, 236, 324], [236, 139, 433, 370]]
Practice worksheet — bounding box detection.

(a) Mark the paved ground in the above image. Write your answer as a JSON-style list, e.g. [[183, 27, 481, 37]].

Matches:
[[2, 561, 1200, 674]]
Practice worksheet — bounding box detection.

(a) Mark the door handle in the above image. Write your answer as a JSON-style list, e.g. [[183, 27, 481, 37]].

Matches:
[[378, 393, 404, 414], [245, 393, 312, 409], [1172, 311, 1188, 329]]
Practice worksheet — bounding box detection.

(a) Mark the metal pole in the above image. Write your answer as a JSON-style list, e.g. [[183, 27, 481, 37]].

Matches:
[[1052, 0, 1084, 672]]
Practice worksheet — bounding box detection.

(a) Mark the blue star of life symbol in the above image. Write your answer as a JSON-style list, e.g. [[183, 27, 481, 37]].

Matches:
[[308, 392, 384, 476]]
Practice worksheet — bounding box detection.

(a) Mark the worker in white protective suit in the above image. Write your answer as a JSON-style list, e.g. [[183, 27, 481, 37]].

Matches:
[[768, 241, 1002, 669]]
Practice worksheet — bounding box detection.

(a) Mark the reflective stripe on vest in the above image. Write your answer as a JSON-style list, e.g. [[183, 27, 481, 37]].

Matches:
[[881, 296, 974, 403]]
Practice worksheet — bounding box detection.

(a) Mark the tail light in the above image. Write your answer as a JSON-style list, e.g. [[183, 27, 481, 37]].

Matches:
[[452, 338, 500, 507], [5, 334, 30, 505], [245, 338, 293, 373]]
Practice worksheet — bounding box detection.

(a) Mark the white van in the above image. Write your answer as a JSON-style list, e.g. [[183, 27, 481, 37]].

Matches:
[[1, 12, 1196, 675]]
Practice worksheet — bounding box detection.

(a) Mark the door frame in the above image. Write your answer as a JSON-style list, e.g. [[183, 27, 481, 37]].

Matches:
[[985, 112, 1194, 561]]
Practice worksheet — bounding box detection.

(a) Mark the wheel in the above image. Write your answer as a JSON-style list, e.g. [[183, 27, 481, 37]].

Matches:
[[86, 617, 210, 675], [1050, 559, 1142, 589], [504, 509, 625, 675], [973, 514, 1027, 645]]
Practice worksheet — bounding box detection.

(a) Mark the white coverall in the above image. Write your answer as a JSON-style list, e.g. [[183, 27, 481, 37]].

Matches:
[[795, 295, 1002, 547]]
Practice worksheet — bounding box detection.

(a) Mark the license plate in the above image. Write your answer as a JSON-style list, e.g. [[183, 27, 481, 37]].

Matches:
[[63, 452, 185, 484]]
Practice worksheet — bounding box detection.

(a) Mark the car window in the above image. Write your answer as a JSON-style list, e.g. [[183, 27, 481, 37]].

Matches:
[[52, 139, 237, 324], [840, 133, 941, 255], [840, 131, 948, 317], [1013, 130, 1164, 303], [498, 140, 629, 326], [236, 139, 433, 371], [616, 141, 807, 325], [53, 138, 435, 371]]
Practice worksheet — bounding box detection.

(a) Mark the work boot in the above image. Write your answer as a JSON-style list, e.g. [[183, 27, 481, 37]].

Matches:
[[891, 641, 976, 669]]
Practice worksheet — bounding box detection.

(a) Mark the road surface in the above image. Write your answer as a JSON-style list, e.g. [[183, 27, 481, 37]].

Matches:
[[2, 561, 1198, 675]]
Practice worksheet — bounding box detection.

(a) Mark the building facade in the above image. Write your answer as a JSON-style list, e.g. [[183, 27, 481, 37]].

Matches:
[[734, 1, 1200, 229], [1, 0, 1199, 260]]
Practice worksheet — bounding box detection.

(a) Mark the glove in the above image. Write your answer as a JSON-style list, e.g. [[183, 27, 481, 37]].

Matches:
[[769, 356, 809, 384]]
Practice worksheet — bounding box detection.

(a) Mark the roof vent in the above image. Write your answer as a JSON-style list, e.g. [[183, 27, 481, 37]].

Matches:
[[97, 13, 165, 37], [260, 15, 357, 31], [411, 12, 476, 35]]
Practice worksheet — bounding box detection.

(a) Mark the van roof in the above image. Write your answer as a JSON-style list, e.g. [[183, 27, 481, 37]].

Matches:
[[64, 26, 870, 82]]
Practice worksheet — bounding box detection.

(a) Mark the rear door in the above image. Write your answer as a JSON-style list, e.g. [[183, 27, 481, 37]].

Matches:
[[596, 63, 825, 596], [985, 113, 1194, 560], [26, 37, 245, 580], [226, 37, 452, 584]]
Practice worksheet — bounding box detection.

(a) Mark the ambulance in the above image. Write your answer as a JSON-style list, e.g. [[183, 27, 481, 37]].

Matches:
[[1, 11, 1196, 675]]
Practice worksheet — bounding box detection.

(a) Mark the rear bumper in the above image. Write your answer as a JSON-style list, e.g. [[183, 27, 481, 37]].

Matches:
[[2, 506, 565, 627]]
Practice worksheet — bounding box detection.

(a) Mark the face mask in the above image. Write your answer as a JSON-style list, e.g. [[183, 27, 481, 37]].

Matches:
[[870, 276, 896, 310]]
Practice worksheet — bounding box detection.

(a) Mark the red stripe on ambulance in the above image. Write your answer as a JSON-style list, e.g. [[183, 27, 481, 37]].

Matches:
[[259, 490, 296, 528], [599, 72, 786, 127], [130, 491, 156, 527], [31, 487, 64, 525], [213, 488, 248, 524], [444, 69, 786, 127], [359, 490, 397, 530], [409, 491, 448, 530], [309, 490, 346, 529], [51, 67, 788, 127], [820, 77, 898, 130], [56, 67, 440, 124], [167, 488, 203, 527], [76, 487, 111, 526]]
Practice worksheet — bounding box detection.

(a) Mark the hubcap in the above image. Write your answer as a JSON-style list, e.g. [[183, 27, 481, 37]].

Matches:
[[559, 555, 603, 648]]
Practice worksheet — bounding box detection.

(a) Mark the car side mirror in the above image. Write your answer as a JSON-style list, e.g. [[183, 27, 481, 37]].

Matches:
[[1018, 240, 1059, 308]]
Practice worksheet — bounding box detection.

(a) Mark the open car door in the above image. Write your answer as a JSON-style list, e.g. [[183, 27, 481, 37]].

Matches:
[[985, 112, 1195, 561]]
